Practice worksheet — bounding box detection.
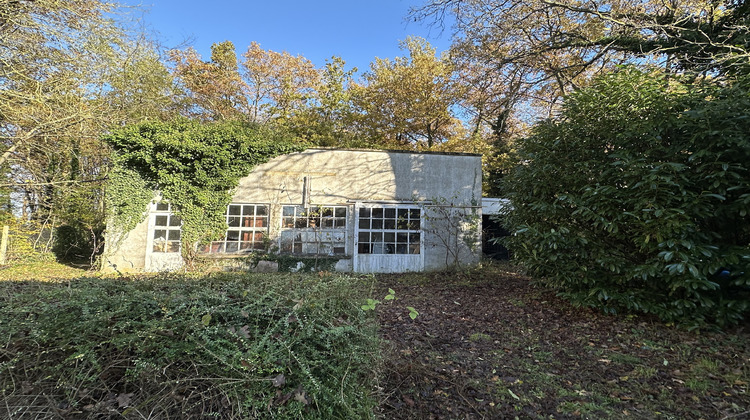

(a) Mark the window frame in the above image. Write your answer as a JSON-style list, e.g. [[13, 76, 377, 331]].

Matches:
[[356, 205, 422, 255], [149, 202, 181, 253], [279, 205, 348, 256], [202, 203, 270, 254]]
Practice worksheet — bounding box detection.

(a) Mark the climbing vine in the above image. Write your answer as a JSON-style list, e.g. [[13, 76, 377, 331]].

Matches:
[[104, 119, 303, 262], [104, 166, 154, 254]]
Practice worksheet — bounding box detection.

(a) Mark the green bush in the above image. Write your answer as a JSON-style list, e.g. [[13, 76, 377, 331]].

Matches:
[[503, 67, 750, 328], [0, 273, 379, 418]]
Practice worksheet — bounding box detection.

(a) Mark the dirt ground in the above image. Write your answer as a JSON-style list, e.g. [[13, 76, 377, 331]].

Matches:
[[374, 264, 750, 420]]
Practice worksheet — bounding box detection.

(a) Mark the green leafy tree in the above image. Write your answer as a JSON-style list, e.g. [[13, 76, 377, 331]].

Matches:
[[0, 0, 174, 261], [291, 56, 360, 146], [503, 67, 750, 328]]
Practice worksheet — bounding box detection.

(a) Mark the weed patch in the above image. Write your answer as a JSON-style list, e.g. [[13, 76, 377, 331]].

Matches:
[[0, 272, 379, 419]]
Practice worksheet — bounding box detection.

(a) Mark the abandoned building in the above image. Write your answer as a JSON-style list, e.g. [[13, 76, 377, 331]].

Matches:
[[103, 148, 484, 273]]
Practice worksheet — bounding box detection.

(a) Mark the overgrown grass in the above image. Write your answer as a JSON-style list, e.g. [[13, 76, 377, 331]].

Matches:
[[0, 272, 380, 419]]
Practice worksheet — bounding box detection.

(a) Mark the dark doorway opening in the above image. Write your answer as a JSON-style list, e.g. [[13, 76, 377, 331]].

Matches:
[[482, 215, 510, 260]]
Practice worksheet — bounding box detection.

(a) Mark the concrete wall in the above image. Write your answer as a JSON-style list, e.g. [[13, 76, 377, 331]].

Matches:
[[101, 213, 150, 272], [104, 148, 483, 273]]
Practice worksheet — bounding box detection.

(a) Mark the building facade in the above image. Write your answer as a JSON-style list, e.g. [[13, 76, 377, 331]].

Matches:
[[104, 148, 483, 273]]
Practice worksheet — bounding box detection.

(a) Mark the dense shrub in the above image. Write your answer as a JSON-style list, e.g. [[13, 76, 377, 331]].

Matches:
[[503, 67, 750, 328], [0, 273, 379, 418]]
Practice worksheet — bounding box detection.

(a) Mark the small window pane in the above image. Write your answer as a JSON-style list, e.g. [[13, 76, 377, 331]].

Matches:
[[155, 215, 168, 226], [167, 242, 181, 253], [385, 208, 396, 218], [358, 243, 370, 254], [228, 205, 241, 215], [384, 232, 395, 242], [335, 208, 346, 217], [372, 208, 383, 218], [156, 203, 169, 211], [228, 216, 240, 227], [283, 206, 295, 216], [169, 215, 181, 226], [359, 219, 369, 229], [242, 206, 255, 215], [372, 219, 383, 229], [153, 229, 166, 240], [397, 233, 408, 243], [384, 219, 396, 229], [168, 230, 180, 241], [322, 207, 333, 217], [227, 231, 239, 241], [359, 208, 370, 217], [323, 218, 334, 228], [257, 206, 268, 216], [372, 232, 383, 242], [334, 217, 346, 228], [396, 244, 408, 254]]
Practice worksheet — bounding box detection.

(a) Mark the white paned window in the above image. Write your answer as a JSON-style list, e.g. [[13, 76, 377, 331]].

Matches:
[[152, 203, 181, 253], [203, 204, 268, 253], [357, 207, 421, 255], [280, 205, 347, 255]]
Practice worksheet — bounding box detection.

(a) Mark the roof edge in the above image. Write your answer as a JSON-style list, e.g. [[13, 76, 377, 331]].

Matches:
[[304, 147, 483, 157]]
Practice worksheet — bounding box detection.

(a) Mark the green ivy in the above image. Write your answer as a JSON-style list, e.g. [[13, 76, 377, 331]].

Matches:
[[104, 166, 154, 252], [104, 119, 304, 262]]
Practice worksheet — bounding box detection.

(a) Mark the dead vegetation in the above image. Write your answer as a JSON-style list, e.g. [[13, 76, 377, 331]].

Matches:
[[375, 263, 750, 419]]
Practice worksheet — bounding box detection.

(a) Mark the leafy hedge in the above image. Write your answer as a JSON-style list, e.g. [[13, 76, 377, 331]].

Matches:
[[0, 273, 379, 418], [503, 68, 750, 328]]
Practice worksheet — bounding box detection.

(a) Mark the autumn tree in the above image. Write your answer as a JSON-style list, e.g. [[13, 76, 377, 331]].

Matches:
[[292, 56, 360, 146], [352, 37, 461, 148], [169, 41, 248, 121], [241, 42, 320, 123]]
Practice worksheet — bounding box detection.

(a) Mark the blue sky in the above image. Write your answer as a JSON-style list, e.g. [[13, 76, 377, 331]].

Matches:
[[123, 0, 453, 76]]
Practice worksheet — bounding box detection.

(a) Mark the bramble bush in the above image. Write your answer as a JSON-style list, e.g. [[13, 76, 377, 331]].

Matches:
[[0, 273, 380, 418], [503, 67, 750, 328]]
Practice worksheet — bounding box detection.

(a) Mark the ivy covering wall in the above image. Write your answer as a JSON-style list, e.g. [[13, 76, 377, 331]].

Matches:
[[104, 119, 303, 262]]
